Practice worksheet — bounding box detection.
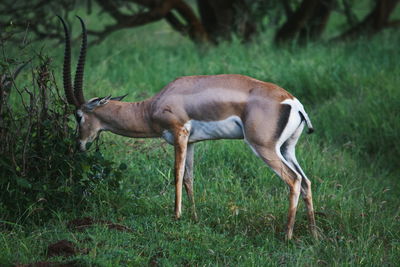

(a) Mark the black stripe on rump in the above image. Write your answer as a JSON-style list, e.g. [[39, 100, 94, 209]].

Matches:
[[274, 104, 291, 140], [298, 111, 305, 122], [280, 141, 305, 180]]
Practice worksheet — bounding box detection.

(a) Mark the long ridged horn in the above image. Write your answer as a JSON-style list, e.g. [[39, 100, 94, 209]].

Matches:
[[73, 16, 87, 105], [57, 16, 79, 107]]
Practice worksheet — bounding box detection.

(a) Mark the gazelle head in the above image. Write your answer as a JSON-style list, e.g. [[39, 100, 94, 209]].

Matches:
[[58, 16, 127, 151]]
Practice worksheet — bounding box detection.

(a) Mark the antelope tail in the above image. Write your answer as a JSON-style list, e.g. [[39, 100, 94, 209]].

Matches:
[[299, 110, 314, 134]]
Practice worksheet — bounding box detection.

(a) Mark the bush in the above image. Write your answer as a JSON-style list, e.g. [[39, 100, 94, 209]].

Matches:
[[0, 47, 126, 224]]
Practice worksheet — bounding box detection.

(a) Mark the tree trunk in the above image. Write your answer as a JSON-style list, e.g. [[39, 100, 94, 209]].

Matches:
[[93, 0, 208, 44], [165, 1, 209, 42], [334, 0, 400, 41], [298, 0, 334, 42], [275, 0, 319, 44], [196, 0, 256, 43]]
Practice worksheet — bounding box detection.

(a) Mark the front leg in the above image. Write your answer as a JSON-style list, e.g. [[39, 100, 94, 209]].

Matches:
[[183, 143, 198, 221], [173, 126, 190, 219]]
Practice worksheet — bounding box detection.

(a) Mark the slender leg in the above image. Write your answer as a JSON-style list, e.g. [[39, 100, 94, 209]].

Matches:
[[290, 158, 317, 238], [281, 124, 318, 239], [243, 102, 314, 239], [183, 143, 198, 221], [287, 177, 301, 240], [173, 127, 189, 219], [300, 177, 318, 239], [287, 156, 317, 238], [250, 144, 302, 240]]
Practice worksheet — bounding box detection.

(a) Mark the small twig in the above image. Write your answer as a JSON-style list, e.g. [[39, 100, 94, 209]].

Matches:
[[21, 115, 33, 176], [22, 22, 30, 47]]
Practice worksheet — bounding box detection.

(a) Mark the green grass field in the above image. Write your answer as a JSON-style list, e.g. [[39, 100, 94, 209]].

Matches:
[[1, 19, 400, 266]]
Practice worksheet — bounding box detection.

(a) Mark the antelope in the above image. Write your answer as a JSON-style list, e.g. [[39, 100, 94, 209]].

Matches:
[[58, 16, 317, 240]]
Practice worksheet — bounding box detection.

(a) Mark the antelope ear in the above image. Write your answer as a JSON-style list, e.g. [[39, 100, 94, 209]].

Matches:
[[99, 95, 112, 105], [110, 94, 128, 101], [84, 95, 111, 110]]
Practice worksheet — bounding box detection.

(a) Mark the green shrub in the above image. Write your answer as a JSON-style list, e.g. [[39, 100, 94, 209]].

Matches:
[[0, 49, 127, 224]]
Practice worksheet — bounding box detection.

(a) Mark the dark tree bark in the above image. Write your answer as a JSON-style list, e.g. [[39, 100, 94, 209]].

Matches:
[[165, 1, 209, 42], [0, 0, 209, 44], [91, 0, 208, 44], [282, 0, 294, 18], [334, 0, 400, 40], [1, 0, 262, 45], [3, 0, 397, 46], [298, 0, 335, 42], [196, 0, 256, 43], [274, 0, 319, 44]]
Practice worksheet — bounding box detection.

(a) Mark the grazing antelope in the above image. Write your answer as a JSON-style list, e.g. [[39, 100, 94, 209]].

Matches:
[[58, 17, 317, 240]]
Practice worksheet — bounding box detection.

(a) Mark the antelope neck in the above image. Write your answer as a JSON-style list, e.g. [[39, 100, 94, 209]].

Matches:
[[101, 100, 159, 138]]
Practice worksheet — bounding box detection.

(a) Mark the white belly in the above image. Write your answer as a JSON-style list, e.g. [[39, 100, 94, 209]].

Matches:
[[162, 116, 244, 144]]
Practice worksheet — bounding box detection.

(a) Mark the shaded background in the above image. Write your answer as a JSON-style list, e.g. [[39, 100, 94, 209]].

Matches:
[[2, 0, 400, 44]]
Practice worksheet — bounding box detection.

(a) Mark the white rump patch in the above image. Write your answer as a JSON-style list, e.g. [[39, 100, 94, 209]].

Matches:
[[274, 98, 305, 179]]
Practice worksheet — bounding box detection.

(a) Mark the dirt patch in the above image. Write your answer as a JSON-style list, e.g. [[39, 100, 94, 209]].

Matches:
[[14, 241, 83, 267], [15, 217, 132, 266], [47, 240, 77, 257], [66, 217, 95, 231], [67, 217, 133, 232], [105, 222, 133, 232], [148, 248, 168, 267]]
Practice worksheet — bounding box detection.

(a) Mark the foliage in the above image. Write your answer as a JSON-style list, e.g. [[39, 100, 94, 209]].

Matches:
[[0, 44, 128, 223], [1, 0, 399, 45]]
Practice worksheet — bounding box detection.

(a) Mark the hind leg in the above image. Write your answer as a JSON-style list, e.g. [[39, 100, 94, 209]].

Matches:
[[281, 124, 317, 238], [243, 103, 303, 239], [247, 142, 303, 240], [300, 176, 317, 239]]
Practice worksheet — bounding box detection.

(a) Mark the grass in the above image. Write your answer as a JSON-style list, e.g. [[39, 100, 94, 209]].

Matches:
[[1, 20, 400, 266]]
